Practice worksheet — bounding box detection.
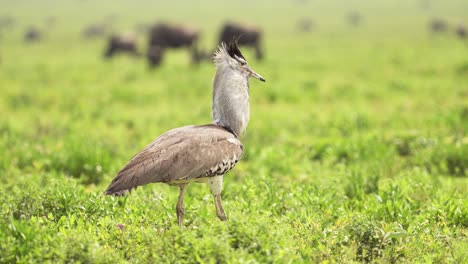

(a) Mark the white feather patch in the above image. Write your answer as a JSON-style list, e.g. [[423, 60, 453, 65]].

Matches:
[[208, 175, 224, 195]]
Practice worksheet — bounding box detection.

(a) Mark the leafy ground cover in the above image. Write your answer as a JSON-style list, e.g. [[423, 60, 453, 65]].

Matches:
[[0, 0, 467, 263]]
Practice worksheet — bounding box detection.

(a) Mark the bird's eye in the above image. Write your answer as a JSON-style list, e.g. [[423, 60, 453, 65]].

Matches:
[[239, 61, 246, 66]]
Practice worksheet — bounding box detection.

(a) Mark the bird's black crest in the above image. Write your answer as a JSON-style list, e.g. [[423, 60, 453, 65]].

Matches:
[[226, 40, 245, 61]]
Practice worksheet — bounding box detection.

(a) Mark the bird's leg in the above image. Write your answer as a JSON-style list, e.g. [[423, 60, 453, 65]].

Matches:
[[176, 184, 188, 227], [208, 175, 228, 221], [214, 194, 227, 221]]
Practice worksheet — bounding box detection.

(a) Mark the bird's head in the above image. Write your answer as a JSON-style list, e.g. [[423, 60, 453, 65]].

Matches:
[[213, 41, 265, 82]]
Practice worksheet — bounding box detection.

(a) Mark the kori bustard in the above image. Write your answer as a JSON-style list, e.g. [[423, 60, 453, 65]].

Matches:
[[105, 41, 265, 226]]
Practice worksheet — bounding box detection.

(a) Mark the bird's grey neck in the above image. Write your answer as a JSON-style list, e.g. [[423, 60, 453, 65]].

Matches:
[[212, 67, 250, 138]]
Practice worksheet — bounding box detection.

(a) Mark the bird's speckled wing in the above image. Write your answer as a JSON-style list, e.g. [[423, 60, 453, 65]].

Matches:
[[104, 124, 243, 195]]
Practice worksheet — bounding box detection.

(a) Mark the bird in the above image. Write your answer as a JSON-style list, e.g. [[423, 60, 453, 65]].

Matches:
[[104, 41, 265, 226]]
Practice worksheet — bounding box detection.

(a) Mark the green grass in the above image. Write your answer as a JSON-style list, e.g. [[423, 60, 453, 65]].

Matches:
[[1, 0, 467, 263]]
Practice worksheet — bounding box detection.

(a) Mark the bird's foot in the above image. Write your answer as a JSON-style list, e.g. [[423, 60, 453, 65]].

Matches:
[[217, 212, 228, 222]]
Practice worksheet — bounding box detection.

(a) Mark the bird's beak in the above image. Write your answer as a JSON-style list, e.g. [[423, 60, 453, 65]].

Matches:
[[248, 68, 266, 82]]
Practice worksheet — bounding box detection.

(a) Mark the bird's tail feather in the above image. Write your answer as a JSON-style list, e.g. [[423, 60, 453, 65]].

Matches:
[[104, 189, 128, 196], [104, 181, 135, 196]]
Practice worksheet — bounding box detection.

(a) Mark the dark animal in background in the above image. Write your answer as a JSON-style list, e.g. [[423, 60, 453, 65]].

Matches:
[[347, 12, 363, 26], [83, 24, 108, 39], [297, 18, 315, 33], [24, 28, 41, 42], [147, 46, 164, 66], [218, 22, 263, 60], [456, 24, 466, 38], [147, 23, 201, 67], [191, 49, 210, 64], [104, 34, 139, 58], [430, 18, 448, 33]]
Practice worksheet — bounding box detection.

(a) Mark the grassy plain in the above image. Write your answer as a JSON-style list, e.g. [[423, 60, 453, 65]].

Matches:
[[0, 0, 467, 263]]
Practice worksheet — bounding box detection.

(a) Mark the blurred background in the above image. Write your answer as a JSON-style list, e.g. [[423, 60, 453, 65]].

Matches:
[[1, 0, 467, 262], [1, 0, 467, 69]]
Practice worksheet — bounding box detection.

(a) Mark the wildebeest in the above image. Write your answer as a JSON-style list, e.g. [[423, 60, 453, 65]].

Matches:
[[456, 24, 466, 38], [147, 46, 164, 66], [297, 18, 315, 33], [430, 18, 448, 33], [218, 22, 263, 60], [191, 49, 211, 64], [24, 27, 41, 42], [147, 23, 201, 67], [83, 24, 108, 39], [104, 34, 139, 58], [347, 12, 363, 26]]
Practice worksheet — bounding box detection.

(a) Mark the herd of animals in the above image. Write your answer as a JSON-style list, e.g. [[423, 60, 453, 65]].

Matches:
[[430, 18, 466, 38], [0, 14, 466, 68], [102, 22, 264, 67], [0, 16, 265, 68]]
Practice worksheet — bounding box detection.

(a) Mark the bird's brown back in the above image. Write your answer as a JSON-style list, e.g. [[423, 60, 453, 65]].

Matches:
[[104, 124, 243, 195]]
